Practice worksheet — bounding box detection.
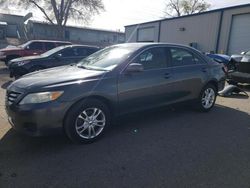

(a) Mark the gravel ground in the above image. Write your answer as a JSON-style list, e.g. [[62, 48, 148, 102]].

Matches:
[[0, 61, 250, 188]]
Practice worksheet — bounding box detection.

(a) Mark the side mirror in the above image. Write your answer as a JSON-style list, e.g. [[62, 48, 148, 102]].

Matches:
[[126, 63, 144, 73], [25, 45, 30, 50], [241, 51, 245, 55]]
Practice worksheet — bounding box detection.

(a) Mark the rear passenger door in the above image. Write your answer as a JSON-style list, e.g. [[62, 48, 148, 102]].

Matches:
[[169, 47, 209, 101]]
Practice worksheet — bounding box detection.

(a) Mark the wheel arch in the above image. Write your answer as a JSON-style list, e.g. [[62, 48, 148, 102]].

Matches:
[[206, 80, 218, 92], [63, 95, 115, 128]]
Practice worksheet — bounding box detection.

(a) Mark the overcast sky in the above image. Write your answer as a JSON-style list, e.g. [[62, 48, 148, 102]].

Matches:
[[2, 0, 250, 31]]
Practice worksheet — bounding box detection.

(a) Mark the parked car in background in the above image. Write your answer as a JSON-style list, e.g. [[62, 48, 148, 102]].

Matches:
[[5, 43, 226, 143], [206, 53, 235, 71], [8, 45, 100, 78], [0, 40, 72, 65], [231, 50, 250, 63]]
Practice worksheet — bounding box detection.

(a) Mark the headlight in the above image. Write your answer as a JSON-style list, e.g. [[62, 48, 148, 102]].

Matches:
[[17, 61, 30, 66], [19, 91, 64, 105]]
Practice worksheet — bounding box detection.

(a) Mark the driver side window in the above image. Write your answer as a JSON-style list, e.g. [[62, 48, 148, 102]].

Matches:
[[135, 47, 168, 70]]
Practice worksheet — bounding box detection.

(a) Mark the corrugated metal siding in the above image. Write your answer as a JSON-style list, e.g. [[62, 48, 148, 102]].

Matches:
[[218, 6, 250, 54], [228, 13, 250, 55], [159, 12, 220, 52]]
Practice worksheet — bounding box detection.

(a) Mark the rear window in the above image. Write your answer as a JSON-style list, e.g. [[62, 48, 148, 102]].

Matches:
[[29, 42, 44, 50], [44, 42, 56, 50]]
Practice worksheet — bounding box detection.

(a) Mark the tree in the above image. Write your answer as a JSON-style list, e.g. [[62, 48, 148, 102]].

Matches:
[[0, 0, 104, 38], [164, 0, 210, 17]]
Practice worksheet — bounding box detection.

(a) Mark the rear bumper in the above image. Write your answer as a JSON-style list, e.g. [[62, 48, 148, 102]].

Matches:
[[0, 56, 6, 63], [229, 72, 250, 84]]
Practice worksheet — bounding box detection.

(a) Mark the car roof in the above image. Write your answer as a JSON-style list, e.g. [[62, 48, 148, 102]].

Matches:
[[113, 42, 201, 52], [59, 44, 100, 49], [29, 40, 72, 43]]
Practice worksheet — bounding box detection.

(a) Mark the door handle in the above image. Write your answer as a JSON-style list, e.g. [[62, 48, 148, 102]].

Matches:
[[201, 68, 207, 73], [164, 73, 171, 79]]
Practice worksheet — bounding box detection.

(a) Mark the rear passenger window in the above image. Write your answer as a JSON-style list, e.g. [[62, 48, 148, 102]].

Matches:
[[59, 48, 77, 57], [135, 47, 168, 70], [77, 48, 88, 56], [29, 42, 44, 50], [170, 48, 203, 66], [45, 42, 55, 50]]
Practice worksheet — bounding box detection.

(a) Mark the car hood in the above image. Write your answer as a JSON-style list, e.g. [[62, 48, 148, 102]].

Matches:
[[10, 55, 44, 63], [0, 46, 23, 52], [10, 65, 106, 90]]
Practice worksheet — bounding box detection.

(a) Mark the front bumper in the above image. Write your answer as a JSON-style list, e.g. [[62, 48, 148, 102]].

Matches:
[[5, 100, 73, 136], [9, 66, 27, 78]]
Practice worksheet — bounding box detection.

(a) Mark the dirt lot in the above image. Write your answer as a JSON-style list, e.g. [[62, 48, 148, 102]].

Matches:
[[0, 61, 250, 188]]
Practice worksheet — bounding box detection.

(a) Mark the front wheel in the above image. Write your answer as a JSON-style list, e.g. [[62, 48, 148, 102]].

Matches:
[[197, 84, 217, 112], [64, 99, 111, 144]]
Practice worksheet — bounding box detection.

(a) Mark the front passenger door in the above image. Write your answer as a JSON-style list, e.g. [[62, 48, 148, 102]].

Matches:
[[118, 47, 174, 114]]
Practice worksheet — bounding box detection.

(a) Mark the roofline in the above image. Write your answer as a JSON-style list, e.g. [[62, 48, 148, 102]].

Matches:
[[0, 12, 24, 18], [125, 3, 250, 27], [28, 39, 71, 43], [28, 20, 124, 34]]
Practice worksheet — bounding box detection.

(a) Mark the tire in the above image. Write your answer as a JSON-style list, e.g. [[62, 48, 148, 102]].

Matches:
[[64, 99, 111, 144], [197, 84, 217, 112]]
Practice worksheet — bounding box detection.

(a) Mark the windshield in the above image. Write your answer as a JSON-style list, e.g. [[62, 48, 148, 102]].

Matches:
[[77, 46, 133, 71], [40, 46, 66, 57], [245, 50, 250, 55]]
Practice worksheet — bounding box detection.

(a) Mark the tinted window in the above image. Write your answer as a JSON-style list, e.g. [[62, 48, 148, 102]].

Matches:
[[56, 42, 71, 46], [77, 48, 88, 56], [29, 42, 44, 50], [44, 42, 55, 50], [170, 48, 202, 66], [87, 48, 99, 55], [135, 47, 168, 70], [58, 48, 77, 57], [245, 50, 250, 55]]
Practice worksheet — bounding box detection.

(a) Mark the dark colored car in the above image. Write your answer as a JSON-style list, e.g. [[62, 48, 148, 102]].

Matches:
[[231, 50, 250, 63], [0, 40, 72, 65], [8, 45, 100, 78], [206, 53, 235, 71], [5, 43, 226, 143]]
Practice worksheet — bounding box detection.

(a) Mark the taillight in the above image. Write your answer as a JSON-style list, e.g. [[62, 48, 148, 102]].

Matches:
[[222, 64, 228, 73]]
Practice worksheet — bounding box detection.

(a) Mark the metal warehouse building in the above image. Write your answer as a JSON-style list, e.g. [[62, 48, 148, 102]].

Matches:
[[125, 4, 250, 55]]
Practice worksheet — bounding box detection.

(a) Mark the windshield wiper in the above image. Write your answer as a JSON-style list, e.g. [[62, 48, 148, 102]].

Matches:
[[77, 65, 106, 71]]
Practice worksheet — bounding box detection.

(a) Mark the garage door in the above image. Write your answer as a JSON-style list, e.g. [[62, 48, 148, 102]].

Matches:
[[137, 27, 155, 42], [228, 14, 250, 55]]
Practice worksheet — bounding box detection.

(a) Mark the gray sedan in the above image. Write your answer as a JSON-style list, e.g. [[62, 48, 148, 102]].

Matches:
[[5, 43, 226, 143]]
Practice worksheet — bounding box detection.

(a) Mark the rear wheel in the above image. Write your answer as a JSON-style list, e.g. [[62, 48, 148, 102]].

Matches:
[[197, 84, 217, 112], [64, 99, 111, 144]]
